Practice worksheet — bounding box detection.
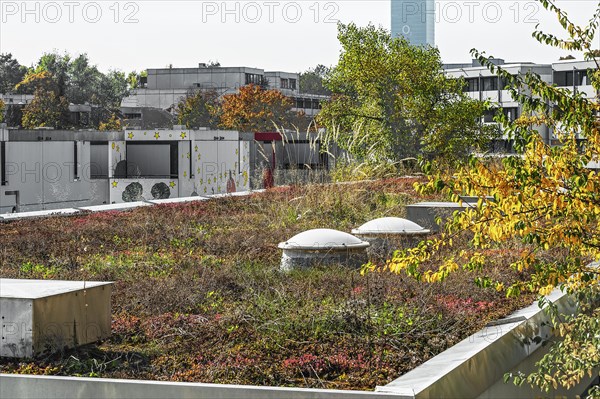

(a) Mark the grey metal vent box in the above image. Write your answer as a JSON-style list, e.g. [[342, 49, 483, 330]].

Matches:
[[0, 279, 112, 358]]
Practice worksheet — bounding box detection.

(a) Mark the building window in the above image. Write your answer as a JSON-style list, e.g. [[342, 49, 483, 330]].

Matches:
[[575, 69, 593, 86], [463, 78, 479, 92], [482, 77, 498, 91], [281, 78, 289, 89], [553, 71, 574, 87], [90, 142, 109, 179], [502, 107, 519, 122], [245, 73, 265, 86], [483, 108, 496, 123], [289, 79, 297, 90], [126, 142, 178, 178], [296, 97, 304, 108], [499, 75, 516, 90]]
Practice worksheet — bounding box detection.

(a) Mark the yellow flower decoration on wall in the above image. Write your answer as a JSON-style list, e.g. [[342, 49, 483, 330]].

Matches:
[[169, 181, 176, 188], [194, 145, 198, 152], [180, 132, 187, 139], [111, 142, 116, 149], [111, 181, 118, 188], [127, 132, 134, 139], [154, 132, 160, 139]]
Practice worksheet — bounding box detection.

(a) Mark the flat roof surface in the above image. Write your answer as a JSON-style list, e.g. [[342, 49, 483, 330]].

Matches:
[[146, 196, 209, 205], [0, 279, 112, 299], [0, 209, 80, 220], [77, 202, 151, 212], [378, 289, 567, 396]]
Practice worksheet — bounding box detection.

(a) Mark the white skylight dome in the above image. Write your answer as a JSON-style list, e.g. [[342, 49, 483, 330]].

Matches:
[[352, 217, 430, 235]]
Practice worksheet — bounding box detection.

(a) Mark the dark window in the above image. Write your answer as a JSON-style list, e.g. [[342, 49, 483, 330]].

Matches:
[[245, 73, 266, 86], [554, 71, 574, 87], [463, 78, 479, 92], [502, 107, 519, 122], [296, 98, 304, 108], [483, 108, 497, 123], [126, 142, 178, 178], [312, 99, 320, 109], [482, 77, 498, 91], [73, 142, 79, 180], [1, 141, 5, 185], [90, 142, 109, 179], [575, 69, 594, 86], [289, 79, 297, 90], [499, 75, 516, 90], [280, 78, 289, 89]]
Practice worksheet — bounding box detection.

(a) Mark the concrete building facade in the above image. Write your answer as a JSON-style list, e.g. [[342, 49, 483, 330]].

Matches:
[[0, 127, 251, 213], [0, 126, 335, 213], [444, 59, 598, 148], [122, 65, 327, 118]]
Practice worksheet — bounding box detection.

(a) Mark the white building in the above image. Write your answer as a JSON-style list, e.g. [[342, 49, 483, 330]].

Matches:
[[444, 59, 598, 149], [122, 65, 326, 118], [0, 127, 252, 213]]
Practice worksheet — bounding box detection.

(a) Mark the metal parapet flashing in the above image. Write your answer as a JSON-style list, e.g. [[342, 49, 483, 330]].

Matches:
[[0, 190, 265, 222], [0, 374, 404, 399], [376, 289, 582, 399]]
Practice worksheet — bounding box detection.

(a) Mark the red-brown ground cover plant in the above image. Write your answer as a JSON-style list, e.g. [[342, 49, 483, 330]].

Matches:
[[0, 178, 533, 389]]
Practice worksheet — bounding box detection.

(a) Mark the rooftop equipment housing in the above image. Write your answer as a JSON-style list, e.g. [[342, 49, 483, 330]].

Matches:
[[278, 229, 370, 271], [405, 201, 478, 232], [352, 217, 430, 258], [0, 279, 112, 358]]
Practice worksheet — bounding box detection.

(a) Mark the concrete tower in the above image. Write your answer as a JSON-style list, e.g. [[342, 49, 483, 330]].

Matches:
[[391, 0, 435, 46]]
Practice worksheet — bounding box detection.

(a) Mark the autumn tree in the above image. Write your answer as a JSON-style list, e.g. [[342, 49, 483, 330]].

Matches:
[[127, 70, 147, 90], [16, 52, 128, 128], [0, 99, 5, 123], [387, 0, 599, 395], [219, 84, 295, 132], [21, 87, 70, 129], [15, 70, 57, 94], [318, 23, 496, 165], [98, 113, 122, 131], [176, 89, 220, 129]]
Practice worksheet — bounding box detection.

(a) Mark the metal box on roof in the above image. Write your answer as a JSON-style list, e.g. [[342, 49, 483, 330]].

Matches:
[[405, 202, 477, 232], [352, 217, 430, 259], [0, 279, 112, 358]]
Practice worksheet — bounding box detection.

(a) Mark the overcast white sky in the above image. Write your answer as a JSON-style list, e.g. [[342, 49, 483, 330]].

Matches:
[[0, 0, 598, 74]]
